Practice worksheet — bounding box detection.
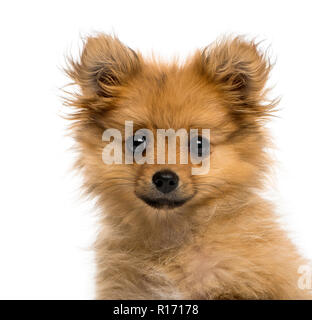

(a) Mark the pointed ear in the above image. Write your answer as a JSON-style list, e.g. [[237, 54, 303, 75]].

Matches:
[[196, 37, 276, 118], [66, 34, 141, 98]]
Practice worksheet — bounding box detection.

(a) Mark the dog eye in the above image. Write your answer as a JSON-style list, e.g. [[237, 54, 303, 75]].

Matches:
[[190, 135, 210, 157], [126, 135, 147, 153]]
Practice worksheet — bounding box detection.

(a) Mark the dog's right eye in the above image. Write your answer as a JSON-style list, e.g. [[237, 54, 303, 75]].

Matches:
[[126, 135, 147, 154]]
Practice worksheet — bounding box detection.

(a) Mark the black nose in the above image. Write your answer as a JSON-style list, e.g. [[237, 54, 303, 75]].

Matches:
[[152, 170, 179, 194]]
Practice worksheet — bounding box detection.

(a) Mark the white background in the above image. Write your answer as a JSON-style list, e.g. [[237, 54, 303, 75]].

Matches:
[[0, 0, 311, 299]]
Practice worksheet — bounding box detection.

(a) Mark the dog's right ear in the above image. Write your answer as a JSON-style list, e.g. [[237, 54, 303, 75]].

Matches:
[[66, 34, 141, 98]]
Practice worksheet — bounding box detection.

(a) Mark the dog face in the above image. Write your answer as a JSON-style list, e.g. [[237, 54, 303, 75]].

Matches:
[[65, 35, 275, 219]]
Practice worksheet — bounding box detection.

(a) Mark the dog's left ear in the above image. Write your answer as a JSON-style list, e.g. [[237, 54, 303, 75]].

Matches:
[[195, 37, 275, 118]]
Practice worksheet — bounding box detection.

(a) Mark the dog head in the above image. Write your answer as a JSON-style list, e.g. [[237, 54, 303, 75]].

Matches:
[[65, 34, 275, 221]]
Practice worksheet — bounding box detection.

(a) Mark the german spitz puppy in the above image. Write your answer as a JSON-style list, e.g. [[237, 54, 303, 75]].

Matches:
[[64, 34, 310, 299]]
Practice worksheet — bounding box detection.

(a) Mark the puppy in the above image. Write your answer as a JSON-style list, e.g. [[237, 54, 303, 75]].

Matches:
[[64, 34, 310, 299]]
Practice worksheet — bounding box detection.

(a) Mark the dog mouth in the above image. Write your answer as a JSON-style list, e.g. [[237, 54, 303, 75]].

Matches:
[[137, 195, 192, 209]]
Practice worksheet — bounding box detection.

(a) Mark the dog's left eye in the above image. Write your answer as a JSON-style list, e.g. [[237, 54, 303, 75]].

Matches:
[[126, 135, 147, 153], [190, 135, 210, 157]]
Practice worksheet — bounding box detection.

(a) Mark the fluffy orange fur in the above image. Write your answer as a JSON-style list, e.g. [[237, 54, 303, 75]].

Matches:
[[64, 34, 311, 299]]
